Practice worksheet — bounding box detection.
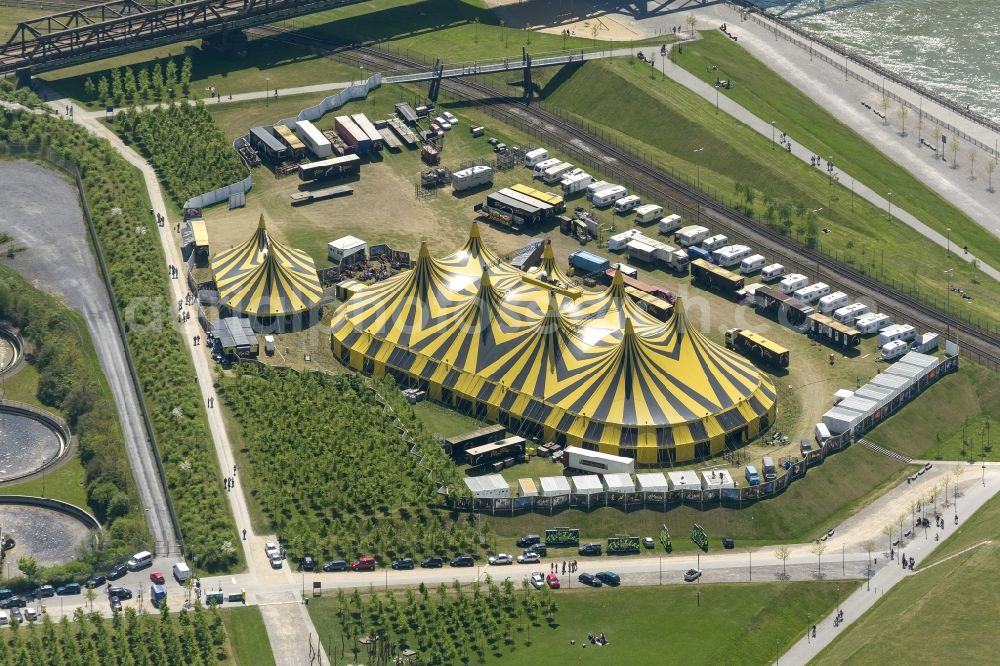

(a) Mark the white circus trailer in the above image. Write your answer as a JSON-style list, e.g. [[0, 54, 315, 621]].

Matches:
[[878, 324, 916, 346], [563, 446, 635, 475], [626, 239, 657, 264], [542, 161, 575, 184], [464, 474, 510, 499], [634, 204, 664, 225], [613, 194, 642, 213], [523, 148, 549, 167], [636, 473, 669, 493], [793, 282, 830, 304], [452, 165, 494, 192], [818, 291, 849, 315], [712, 244, 752, 268], [675, 225, 709, 247], [294, 119, 333, 158], [592, 186, 628, 207], [658, 213, 683, 236], [532, 157, 561, 177], [667, 470, 701, 491], [855, 313, 891, 335], [701, 469, 735, 490], [760, 263, 785, 282], [701, 234, 729, 252], [539, 476, 571, 497], [833, 303, 870, 324], [881, 340, 909, 361], [586, 180, 611, 199], [571, 475, 604, 495], [603, 473, 635, 493], [561, 171, 592, 195], [607, 228, 643, 251], [778, 273, 808, 294], [740, 254, 766, 274]]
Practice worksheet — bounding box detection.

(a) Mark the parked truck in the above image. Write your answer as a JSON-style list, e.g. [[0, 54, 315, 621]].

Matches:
[[725, 328, 790, 368], [569, 250, 611, 276]]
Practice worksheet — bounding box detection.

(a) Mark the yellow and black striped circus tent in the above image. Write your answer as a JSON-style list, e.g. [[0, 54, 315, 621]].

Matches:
[[330, 223, 776, 463], [210, 215, 323, 323]]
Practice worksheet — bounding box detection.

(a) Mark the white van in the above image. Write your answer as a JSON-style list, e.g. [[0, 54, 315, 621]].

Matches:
[[586, 180, 610, 200], [613, 194, 642, 213], [855, 313, 891, 335], [675, 225, 709, 247], [740, 254, 766, 274], [881, 340, 909, 360], [760, 263, 784, 282], [173, 562, 191, 583], [658, 214, 683, 236], [817, 291, 849, 315], [127, 550, 154, 571], [523, 148, 549, 167], [701, 234, 729, 252], [833, 303, 870, 324], [778, 273, 808, 295], [531, 157, 561, 178], [592, 186, 628, 207]]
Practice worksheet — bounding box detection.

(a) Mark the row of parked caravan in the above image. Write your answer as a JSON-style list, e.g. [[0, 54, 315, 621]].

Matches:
[[668, 223, 777, 277]]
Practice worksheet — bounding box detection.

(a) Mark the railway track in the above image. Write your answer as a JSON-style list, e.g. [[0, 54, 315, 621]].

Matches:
[[252, 26, 1000, 367]]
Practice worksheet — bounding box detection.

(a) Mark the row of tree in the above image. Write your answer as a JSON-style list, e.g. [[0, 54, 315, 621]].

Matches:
[[0, 110, 242, 573], [83, 56, 194, 106]]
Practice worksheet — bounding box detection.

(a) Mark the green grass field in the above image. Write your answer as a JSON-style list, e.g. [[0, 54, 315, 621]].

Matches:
[[866, 361, 1000, 461], [541, 56, 999, 330], [676, 31, 1000, 269], [815, 489, 1000, 664], [220, 607, 276, 666], [309, 581, 856, 665], [412, 400, 482, 438], [0, 460, 88, 508]]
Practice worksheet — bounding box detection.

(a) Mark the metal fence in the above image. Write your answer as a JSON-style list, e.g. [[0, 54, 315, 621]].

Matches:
[[452, 354, 958, 516], [739, 4, 1000, 160]]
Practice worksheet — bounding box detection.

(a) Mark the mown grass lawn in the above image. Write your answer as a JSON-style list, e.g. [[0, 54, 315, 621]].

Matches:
[[220, 607, 276, 666], [0, 459, 89, 509], [815, 498, 1000, 664], [309, 581, 855, 666]]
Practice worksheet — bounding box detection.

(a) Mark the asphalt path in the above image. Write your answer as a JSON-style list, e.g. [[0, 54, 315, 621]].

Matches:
[[0, 160, 179, 558]]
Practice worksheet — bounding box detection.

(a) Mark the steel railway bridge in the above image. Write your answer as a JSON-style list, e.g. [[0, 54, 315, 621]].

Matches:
[[0, 0, 374, 76]]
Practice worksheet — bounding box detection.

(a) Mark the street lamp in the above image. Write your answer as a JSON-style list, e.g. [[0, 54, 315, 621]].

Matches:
[[265, 77, 270, 107], [771, 121, 776, 147], [946, 227, 952, 257], [887, 191, 892, 221]]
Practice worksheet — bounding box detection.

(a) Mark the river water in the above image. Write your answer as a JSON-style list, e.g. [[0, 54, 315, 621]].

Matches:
[[761, 0, 1000, 121]]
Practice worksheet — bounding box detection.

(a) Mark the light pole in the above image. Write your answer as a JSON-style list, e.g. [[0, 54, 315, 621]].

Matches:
[[265, 77, 270, 107], [887, 191, 892, 221], [771, 120, 776, 147], [946, 227, 951, 257]]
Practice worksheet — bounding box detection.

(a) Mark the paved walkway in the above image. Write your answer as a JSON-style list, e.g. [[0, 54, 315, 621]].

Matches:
[[781, 466, 1000, 664]]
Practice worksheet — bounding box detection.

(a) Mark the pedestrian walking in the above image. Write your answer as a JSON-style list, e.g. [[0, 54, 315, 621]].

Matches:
[[242, 528, 247, 541], [233, 464, 237, 474], [562, 561, 566, 575]]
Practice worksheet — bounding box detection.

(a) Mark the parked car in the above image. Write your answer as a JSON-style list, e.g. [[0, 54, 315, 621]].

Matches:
[[149, 572, 165, 585], [270, 555, 283, 570], [23, 607, 37, 622], [578, 542, 602, 556], [301, 556, 316, 572], [526, 543, 548, 557], [31, 585, 55, 599], [108, 586, 132, 600], [643, 537, 655, 549], [0, 588, 13, 601], [420, 556, 444, 569], [517, 552, 541, 565], [578, 572, 603, 587], [322, 560, 348, 572], [264, 542, 280, 559], [11, 607, 22, 622], [56, 583, 81, 596], [529, 572, 544, 590], [722, 536, 735, 550], [106, 564, 128, 581], [488, 553, 513, 566], [545, 574, 561, 589], [391, 557, 415, 570], [595, 571, 620, 586], [683, 569, 702, 582], [450, 555, 475, 568], [443, 111, 458, 125], [516, 534, 541, 548], [351, 556, 377, 572], [85, 575, 106, 589], [0, 596, 26, 609], [109, 596, 122, 612]]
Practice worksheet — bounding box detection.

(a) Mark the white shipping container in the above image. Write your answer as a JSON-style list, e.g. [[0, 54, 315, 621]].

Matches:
[[914, 332, 939, 353]]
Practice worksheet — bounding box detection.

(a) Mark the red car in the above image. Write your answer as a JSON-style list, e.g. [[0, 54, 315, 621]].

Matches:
[[351, 556, 376, 572], [545, 573, 560, 589], [149, 572, 165, 585]]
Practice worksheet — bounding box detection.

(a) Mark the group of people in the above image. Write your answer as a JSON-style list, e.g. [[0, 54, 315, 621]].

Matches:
[[552, 560, 578, 575], [586, 632, 609, 646]]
